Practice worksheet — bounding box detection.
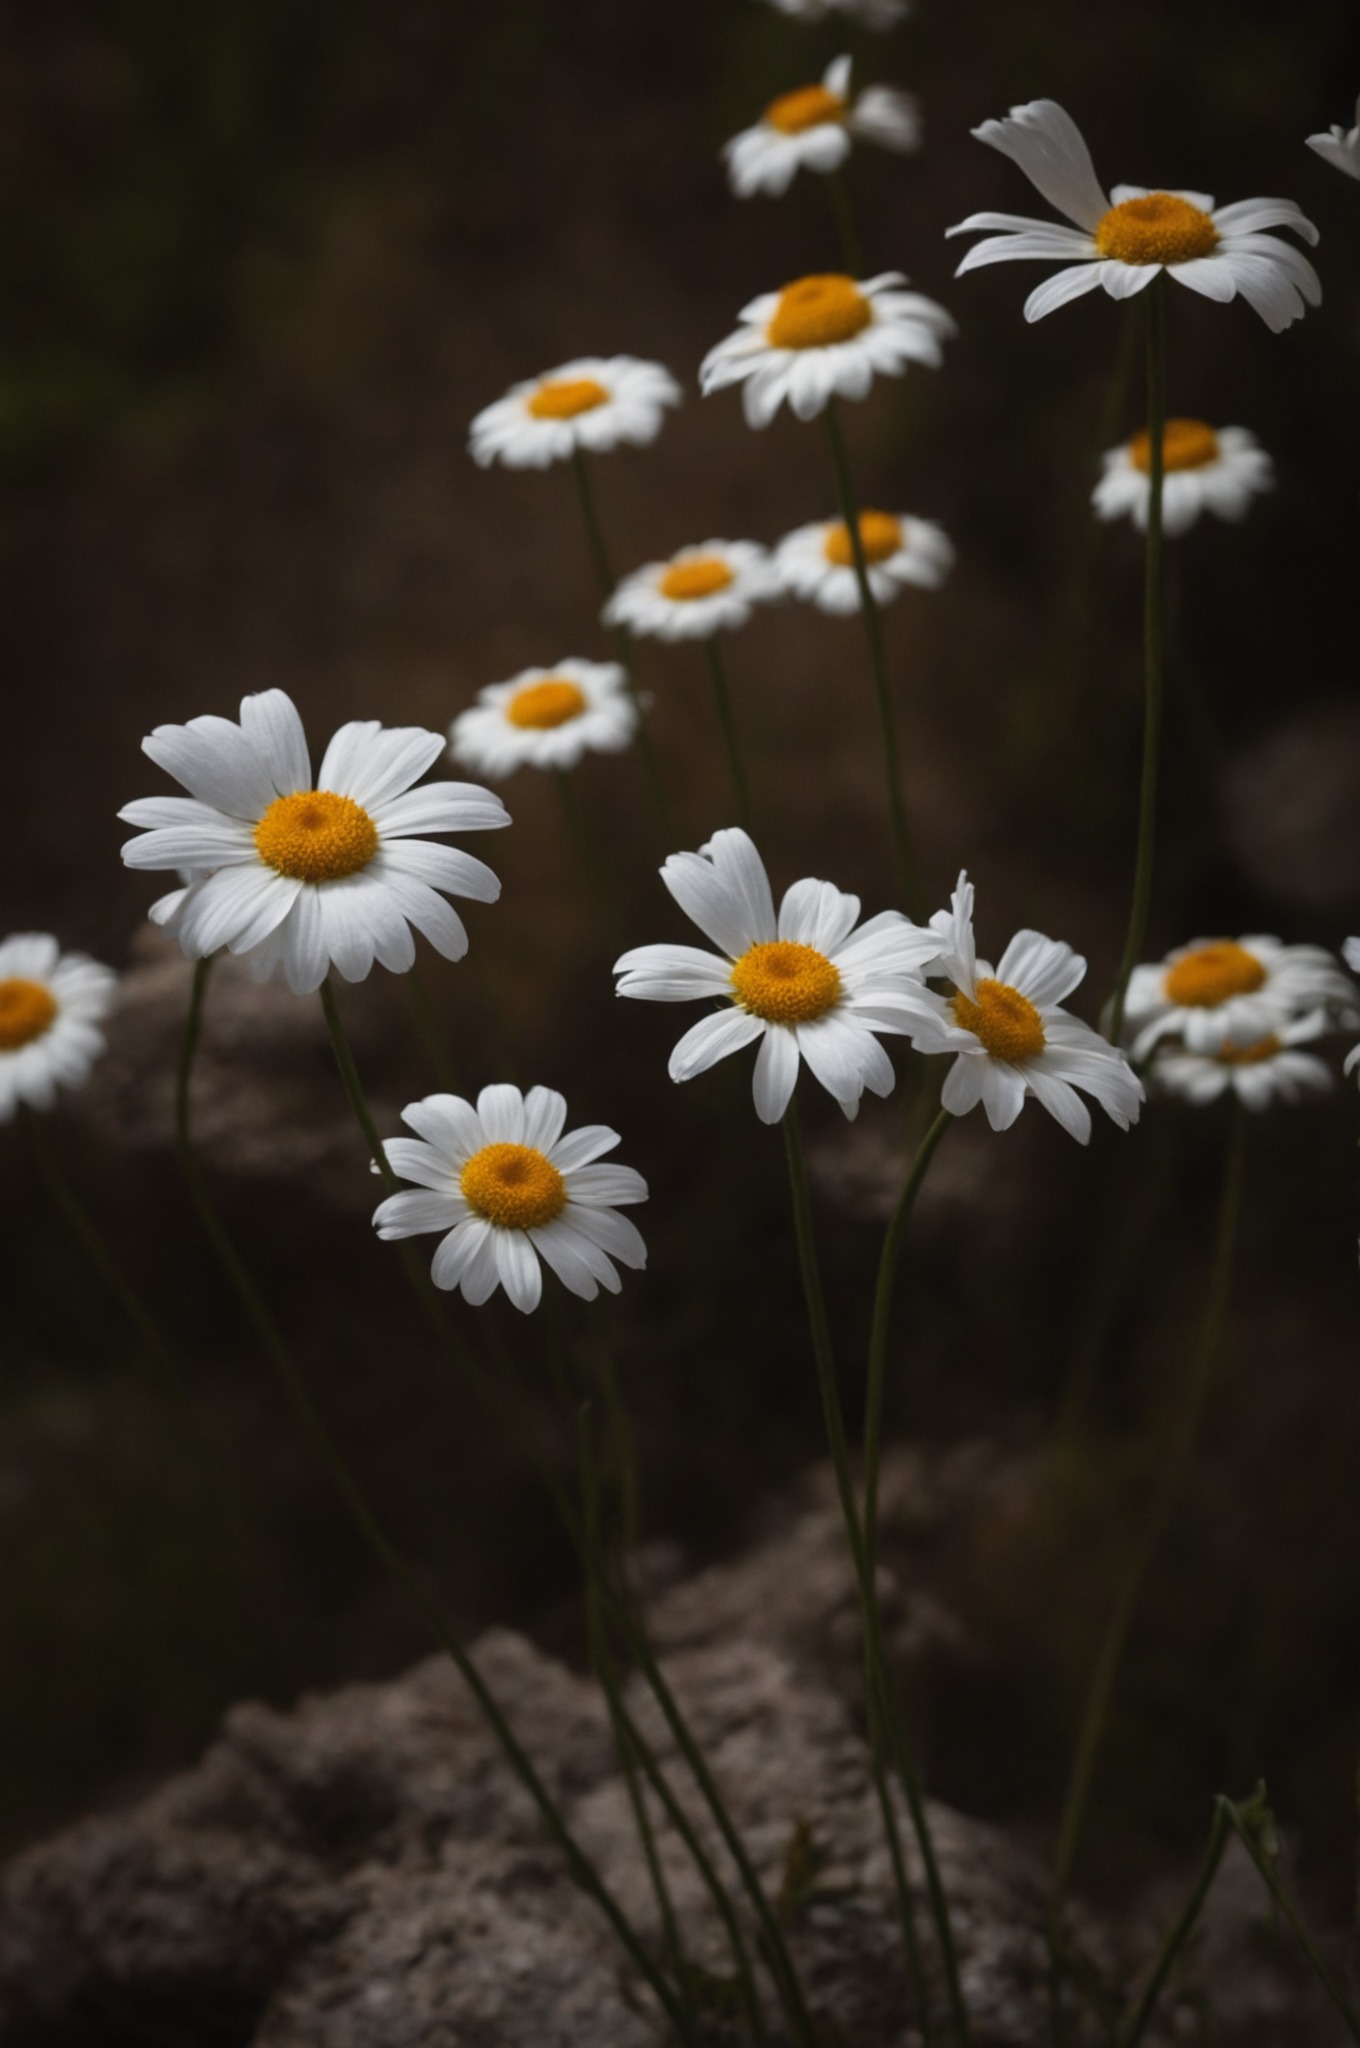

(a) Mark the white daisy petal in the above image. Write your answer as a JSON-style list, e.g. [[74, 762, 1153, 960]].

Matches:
[[752, 1025, 801, 1124], [668, 1008, 767, 1082]]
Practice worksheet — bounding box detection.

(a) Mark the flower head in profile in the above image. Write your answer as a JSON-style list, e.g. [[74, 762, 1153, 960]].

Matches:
[[469, 357, 681, 470], [1306, 96, 1360, 182], [1123, 936, 1359, 1061], [724, 55, 920, 200], [775, 509, 953, 613], [1346, 938, 1360, 1088], [614, 827, 941, 1125], [758, 0, 909, 25], [947, 99, 1320, 330], [450, 659, 637, 780], [604, 541, 780, 641], [700, 272, 954, 428], [120, 689, 510, 996], [1093, 420, 1273, 536], [1151, 1011, 1335, 1112], [0, 934, 116, 1122], [372, 1085, 647, 1314], [894, 874, 1143, 1142]]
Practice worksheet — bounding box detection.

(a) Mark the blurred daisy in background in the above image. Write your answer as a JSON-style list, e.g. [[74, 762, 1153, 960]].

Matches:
[[723, 55, 920, 199], [1093, 420, 1273, 535], [373, 1084, 647, 1313], [1306, 96, 1360, 181], [120, 689, 510, 995], [1345, 940, 1360, 1084], [1150, 1012, 1335, 1111], [604, 541, 780, 641], [614, 827, 941, 1125], [895, 874, 1143, 1142], [775, 509, 953, 612], [1124, 936, 1359, 1059], [758, 0, 909, 24], [469, 356, 681, 470], [948, 99, 1321, 330], [0, 935, 116, 1122], [450, 660, 637, 779], [700, 271, 954, 426]]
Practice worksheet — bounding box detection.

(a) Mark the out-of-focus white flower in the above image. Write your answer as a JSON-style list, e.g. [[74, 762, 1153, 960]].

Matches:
[[450, 660, 637, 779], [775, 509, 953, 612], [469, 357, 681, 470], [723, 55, 920, 199], [1343, 938, 1360, 1085], [120, 689, 510, 996], [758, 0, 909, 24], [1306, 96, 1360, 182], [1124, 936, 1359, 1060], [1151, 1011, 1335, 1111], [1093, 420, 1273, 535], [0, 934, 116, 1121], [373, 1085, 647, 1314], [614, 827, 940, 1125], [947, 99, 1321, 331], [701, 272, 954, 428], [604, 541, 780, 641]]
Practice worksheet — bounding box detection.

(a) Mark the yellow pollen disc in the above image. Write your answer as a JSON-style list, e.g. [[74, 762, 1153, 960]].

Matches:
[[767, 274, 872, 351], [950, 978, 1046, 1063], [1164, 942, 1266, 1009], [0, 977, 58, 1052], [526, 376, 610, 420], [506, 679, 588, 729], [253, 790, 379, 883], [824, 510, 903, 567], [1094, 193, 1218, 266], [730, 941, 841, 1025], [1130, 418, 1220, 473], [764, 82, 846, 134], [460, 1142, 567, 1229], [1216, 1033, 1281, 1066], [658, 555, 735, 602]]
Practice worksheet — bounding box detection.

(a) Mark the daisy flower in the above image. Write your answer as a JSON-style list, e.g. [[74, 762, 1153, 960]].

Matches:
[[1093, 420, 1273, 536], [613, 827, 941, 1125], [893, 873, 1143, 1142], [603, 541, 780, 642], [0, 934, 116, 1122], [449, 659, 637, 780], [1307, 96, 1360, 182], [774, 509, 953, 613], [120, 689, 510, 996], [700, 272, 954, 428], [1123, 935, 1359, 1060], [758, 0, 909, 25], [1151, 1011, 1335, 1112], [372, 1084, 647, 1314], [723, 55, 920, 200], [947, 99, 1321, 331], [468, 357, 681, 470]]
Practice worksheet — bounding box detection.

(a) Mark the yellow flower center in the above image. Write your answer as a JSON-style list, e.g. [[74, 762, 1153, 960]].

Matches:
[[1216, 1033, 1281, 1066], [824, 511, 903, 567], [1129, 418, 1220, 473], [253, 790, 379, 883], [1094, 193, 1219, 266], [1164, 942, 1266, 1009], [0, 977, 58, 1051], [506, 679, 588, 729], [526, 376, 610, 421], [950, 978, 1046, 1063], [767, 274, 872, 351], [730, 940, 841, 1025], [764, 82, 847, 135], [460, 1141, 567, 1229], [658, 555, 735, 601]]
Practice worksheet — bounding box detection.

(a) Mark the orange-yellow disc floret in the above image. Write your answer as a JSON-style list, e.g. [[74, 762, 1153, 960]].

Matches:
[[460, 1142, 567, 1228], [950, 978, 1046, 1062], [253, 790, 380, 883], [730, 941, 841, 1024]]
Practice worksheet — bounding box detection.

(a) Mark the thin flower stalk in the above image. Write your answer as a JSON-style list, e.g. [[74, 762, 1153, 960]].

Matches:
[[702, 636, 754, 830], [828, 164, 865, 274]]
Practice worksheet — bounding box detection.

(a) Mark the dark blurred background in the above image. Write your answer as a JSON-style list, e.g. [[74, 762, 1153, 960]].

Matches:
[[2, 0, 1359, 1931]]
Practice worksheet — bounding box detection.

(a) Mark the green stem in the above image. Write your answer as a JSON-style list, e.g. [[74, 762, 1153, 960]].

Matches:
[[1050, 1100, 1248, 1930], [827, 165, 864, 274], [822, 400, 920, 918], [1220, 1791, 1360, 2041], [319, 976, 399, 1195], [863, 1107, 951, 1583], [782, 1106, 968, 2045], [1108, 276, 1166, 1045], [702, 636, 752, 830], [1120, 1799, 1232, 2048]]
